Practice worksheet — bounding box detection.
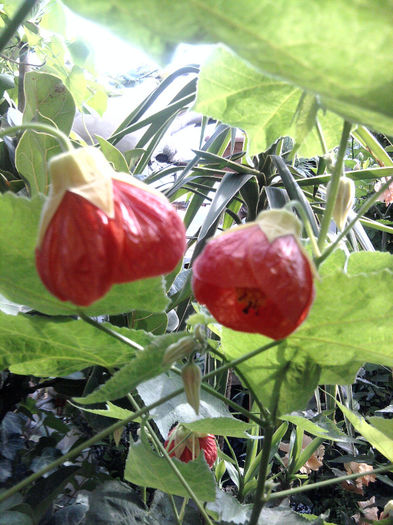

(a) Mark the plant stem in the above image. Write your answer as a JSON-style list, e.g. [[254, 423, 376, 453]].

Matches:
[[315, 118, 328, 155], [0, 123, 72, 152], [0, 386, 184, 504], [0, 0, 39, 54], [249, 424, 275, 525], [317, 120, 352, 251], [284, 200, 321, 258], [78, 312, 144, 351], [127, 393, 214, 525], [316, 175, 393, 265], [269, 464, 393, 500]]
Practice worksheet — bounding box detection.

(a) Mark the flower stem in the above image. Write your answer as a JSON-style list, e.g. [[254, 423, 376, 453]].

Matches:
[[317, 120, 352, 251], [0, 0, 39, 54], [78, 311, 144, 351], [0, 123, 73, 152], [269, 463, 393, 500], [284, 200, 321, 258], [249, 424, 275, 525]]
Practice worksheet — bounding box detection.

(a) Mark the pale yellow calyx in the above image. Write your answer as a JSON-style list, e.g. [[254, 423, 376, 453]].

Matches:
[[255, 209, 302, 242], [37, 147, 116, 246], [328, 176, 355, 231]]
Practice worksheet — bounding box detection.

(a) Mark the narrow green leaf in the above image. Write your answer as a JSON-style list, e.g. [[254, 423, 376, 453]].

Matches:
[[96, 135, 129, 172], [337, 402, 393, 462], [183, 417, 254, 438]]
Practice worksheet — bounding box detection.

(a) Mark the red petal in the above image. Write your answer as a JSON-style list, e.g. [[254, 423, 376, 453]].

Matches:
[[193, 225, 267, 287], [111, 180, 186, 283], [192, 227, 314, 339], [36, 191, 123, 306]]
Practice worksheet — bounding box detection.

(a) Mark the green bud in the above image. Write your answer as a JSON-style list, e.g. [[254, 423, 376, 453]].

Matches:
[[162, 337, 196, 366], [181, 362, 202, 415], [327, 176, 355, 230]]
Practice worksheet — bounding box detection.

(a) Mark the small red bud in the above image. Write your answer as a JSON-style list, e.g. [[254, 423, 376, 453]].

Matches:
[[35, 147, 186, 306], [165, 425, 217, 468], [192, 210, 314, 340]]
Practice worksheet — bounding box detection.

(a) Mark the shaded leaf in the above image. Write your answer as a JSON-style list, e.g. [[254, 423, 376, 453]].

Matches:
[[74, 333, 186, 404], [124, 437, 216, 501]]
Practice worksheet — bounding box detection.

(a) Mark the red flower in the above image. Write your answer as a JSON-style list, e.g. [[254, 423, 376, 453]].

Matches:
[[192, 210, 314, 340], [35, 147, 186, 306], [165, 425, 217, 468]]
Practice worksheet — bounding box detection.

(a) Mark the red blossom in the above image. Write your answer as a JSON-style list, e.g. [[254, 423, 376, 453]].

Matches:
[[165, 426, 217, 468], [35, 147, 185, 306], [192, 211, 314, 339]]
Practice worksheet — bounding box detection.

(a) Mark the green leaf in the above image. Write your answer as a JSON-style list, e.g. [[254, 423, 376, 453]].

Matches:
[[195, 45, 301, 155], [137, 371, 242, 439], [337, 402, 393, 462], [0, 193, 168, 316], [124, 437, 216, 501], [347, 251, 393, 275], [280, 413, 354, 442], [74, 333, 186, 404], [15, 71, 75, 196], [222, 264, 393, 391], [22, 71, 75, 134], [299, 108, 343, 158], [183, 417, 253, 438], [96, 135, 129, 172], [15, 132, 61, 196], [0, 314, 152, 376], [71, 401, 137, 421], [206, 488, 252, 524], [64, 0, 393, 134], [367, 417, 393, 441], [221, 333, 320, 417], [84, 480, 150, 525]]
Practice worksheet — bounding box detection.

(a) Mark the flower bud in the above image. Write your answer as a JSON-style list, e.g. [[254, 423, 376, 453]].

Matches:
[[192, 209, 314, 340], [35, 147, 186, 306], [181, 361, 202, 415], [162, 336, 196, 366], [327, 176, 355, 230], [165, 425, 217, 468]]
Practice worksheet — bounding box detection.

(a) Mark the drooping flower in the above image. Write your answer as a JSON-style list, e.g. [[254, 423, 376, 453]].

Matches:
[[165, 425, 217, 468], [192, 209, 315, 340], [35, 147, 186, 306]]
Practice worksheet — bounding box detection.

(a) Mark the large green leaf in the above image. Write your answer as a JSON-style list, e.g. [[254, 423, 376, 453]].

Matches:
[[195, 45, 301, 155], [0, 193, 168, 316], [74, 333, 185, 404], [221, 257, 393, 401], [124, 436, 216, 501], [221, 333, 321, 417], [0, 314, 154, 376], [15, 72, 76, 196], [64, 0, 393, 135]]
